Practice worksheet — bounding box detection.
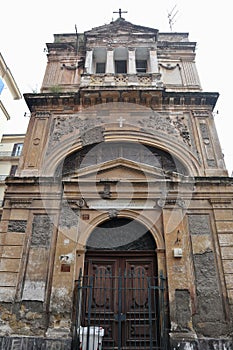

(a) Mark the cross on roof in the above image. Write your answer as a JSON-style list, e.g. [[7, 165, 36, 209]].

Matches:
[[113, 8, 128, 18]]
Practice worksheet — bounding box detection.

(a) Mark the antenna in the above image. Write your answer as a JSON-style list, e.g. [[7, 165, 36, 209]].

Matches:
[[75, 24, 79, 54], [167, 4, 179, 31]]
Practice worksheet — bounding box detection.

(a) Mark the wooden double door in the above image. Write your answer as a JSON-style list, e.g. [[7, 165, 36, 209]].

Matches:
[[80, 251, 163, 349]]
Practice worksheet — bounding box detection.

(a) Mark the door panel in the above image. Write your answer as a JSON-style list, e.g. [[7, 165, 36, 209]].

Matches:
[[81, 251, 159, 349], [88, 259, 117, 313]]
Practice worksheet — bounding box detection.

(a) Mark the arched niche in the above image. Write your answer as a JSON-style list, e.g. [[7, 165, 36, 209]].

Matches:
[[56, 141, 188, 177]]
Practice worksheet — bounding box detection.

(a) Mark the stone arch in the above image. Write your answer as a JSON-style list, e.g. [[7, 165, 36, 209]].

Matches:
[[45, 132, 200, 176], [83, 215, 162, 276], [42, 102, 201, 176], [79, 210, 165, 251]]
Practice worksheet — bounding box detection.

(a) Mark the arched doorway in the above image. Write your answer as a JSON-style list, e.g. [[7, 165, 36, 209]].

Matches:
[[75, 218, 167, 350]]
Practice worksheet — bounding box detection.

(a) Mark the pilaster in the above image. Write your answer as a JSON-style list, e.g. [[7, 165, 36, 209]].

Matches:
[[84, 49, 93, 74], [106, 48, 114, 74], [128, 48, 136, 74], [149, 48, 159, 73], [162, 205, 196, 336]]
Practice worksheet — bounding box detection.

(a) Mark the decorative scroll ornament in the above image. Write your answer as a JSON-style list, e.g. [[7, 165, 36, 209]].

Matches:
[[157, 198, 166, 208], [171, 115, 191, 146], [108, 209, 119, 219], [159, 63, 180, 70], [10, 199, 32, 208], [47, 115, 104, 152], [138, 112, 191, 146], [155, 197, 186, 208], [48, 110, 191, 154], [61, 58, 85, 70]]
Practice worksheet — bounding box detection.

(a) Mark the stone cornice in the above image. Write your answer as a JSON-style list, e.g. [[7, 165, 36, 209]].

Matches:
[[24, 90, 219, 111], [157, 41, 197, 51], [194, 176, 233, 185]]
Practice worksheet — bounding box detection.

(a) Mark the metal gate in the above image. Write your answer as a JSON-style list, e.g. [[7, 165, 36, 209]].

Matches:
[[72, 268, 168, 350]]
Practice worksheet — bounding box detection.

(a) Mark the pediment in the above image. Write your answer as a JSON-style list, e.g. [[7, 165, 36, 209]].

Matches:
[[85, 18, 158, 37], [68, 158, 168, 181]]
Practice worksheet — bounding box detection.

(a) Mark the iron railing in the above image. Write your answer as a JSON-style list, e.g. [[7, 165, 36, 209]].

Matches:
[[72, 269, 169, 350]]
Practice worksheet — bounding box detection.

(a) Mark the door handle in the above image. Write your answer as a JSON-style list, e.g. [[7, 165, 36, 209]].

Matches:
[[114, 313, 126, 321]]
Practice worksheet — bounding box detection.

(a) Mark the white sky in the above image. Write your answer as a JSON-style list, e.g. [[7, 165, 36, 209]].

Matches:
[[0, 0, 232, 174]]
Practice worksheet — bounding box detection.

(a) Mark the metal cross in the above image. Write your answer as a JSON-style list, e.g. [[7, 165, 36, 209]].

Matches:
[[117, 116, 126, 127], [113, 8, 128, 18]]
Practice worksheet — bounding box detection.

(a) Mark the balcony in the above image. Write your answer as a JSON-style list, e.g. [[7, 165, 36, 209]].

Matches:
[[0, 151, 21, 157], [0, 174, 8, 181], [80, 73, 163, 88]]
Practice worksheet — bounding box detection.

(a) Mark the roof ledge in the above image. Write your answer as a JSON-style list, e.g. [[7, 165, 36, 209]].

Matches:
[[0, 53, 21, 100]]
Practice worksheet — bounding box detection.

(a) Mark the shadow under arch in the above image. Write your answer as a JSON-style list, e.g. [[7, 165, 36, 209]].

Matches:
[[86, 217, 157, 252], [83, 215, 164, 279], [79, 210, 165, 252], [57, 140, 189, 178]]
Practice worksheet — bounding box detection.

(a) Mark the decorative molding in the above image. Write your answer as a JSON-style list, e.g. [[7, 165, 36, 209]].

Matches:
[[90, 75, 104, 85], [8, 220, 27, 233], [188, 214, 211, 235], [75, 198, 86, 208], [156, 197, 186, 208], [199, 122, 216, 166], [61, 58, 84, 71], [177, 198, 186, 208], [192, 110, 209, 118], [108, 209, 119, 219], [48, 111, 192, 155], [35, 112, 51, 118], [47, 115, 104, 152], [157, 198, 166, 208], [159, 63, 180, 70], [59, 202, 79, 228], [209, 198, 232, 208], [138, 112, 191, 146], [138, 113, 178, 136], [10, 199, 32, 208], [170, 114, 191, 146], [31, 215, 54, 247], [82, 126, 104, 146], [99, 183, 111, 199], [33, 137, 40, 146]]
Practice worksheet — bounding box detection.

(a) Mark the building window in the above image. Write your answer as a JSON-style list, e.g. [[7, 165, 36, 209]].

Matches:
[[96, 63, 106, 73], [136, 60, 147, 73], [115, 60, 127, 74], [10, 165, 18, 176], [12, 143, 23, 156]]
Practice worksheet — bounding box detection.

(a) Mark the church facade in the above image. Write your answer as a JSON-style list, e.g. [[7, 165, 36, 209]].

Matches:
[[0, 15, 233, 350]]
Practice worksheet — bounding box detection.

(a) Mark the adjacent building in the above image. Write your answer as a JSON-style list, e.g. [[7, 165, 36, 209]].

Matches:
[[0, 52, 21, 124], [0, 134, 24, 209], [0, 15, 232, 350]]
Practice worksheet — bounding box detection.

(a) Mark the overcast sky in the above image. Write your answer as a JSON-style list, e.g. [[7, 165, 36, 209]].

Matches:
[[1, 0, 232, 174]]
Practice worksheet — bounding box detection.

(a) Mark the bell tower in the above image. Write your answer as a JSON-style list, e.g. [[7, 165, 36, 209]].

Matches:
[[0, 14, 232, 350]]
